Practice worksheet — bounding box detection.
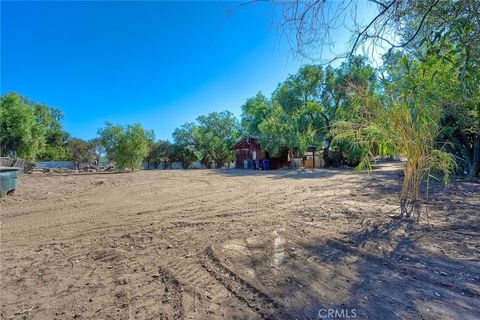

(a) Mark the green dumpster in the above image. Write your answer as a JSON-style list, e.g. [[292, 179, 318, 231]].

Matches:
[[0, 167, 20, 197]]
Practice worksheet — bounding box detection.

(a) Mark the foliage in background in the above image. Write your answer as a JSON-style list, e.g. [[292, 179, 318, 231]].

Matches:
[[195, 111, 240, 168], [35, 104, 71, 161], [274, 0, 478, 219], [390, 0, 480, 178], [170, 144, 197, 169], [241, 58, 377, 166], [98, 122, 154, 170], [146, 140, 173, 169], [172, 122, 198, 168], [241, 92, 271, 137], [68, 138, 96, 170], [173, 111, 239, 168], [0, 93, 68, 161], [0, 93, 39, 160], [277, 0, 479, 176]]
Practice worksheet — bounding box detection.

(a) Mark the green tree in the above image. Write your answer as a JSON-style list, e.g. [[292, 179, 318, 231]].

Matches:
[[172, 122, 197, 147], [98, 122, 154, 170], [194, 111, 240, 168], [279, 0, 479, 175], [36, 106, 70, 161], [170, 143, 197, 169], [172, 122, 199, 168], [320, 56, 377, 165], [173, 112, 240, 168], [0, 93, 38, 160], [146, 140, 173, 169], [0, 93, 68, 161], [68, 138, 95, 170], [334, 54, 457, 217], [241, 66, 325, 161], [241, 60, 375, 166], [256, 101, 301, 157], [241, 92, 272, 136]]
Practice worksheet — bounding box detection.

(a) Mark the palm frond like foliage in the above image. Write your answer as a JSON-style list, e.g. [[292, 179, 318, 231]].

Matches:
[[333, 73, 457, 218]]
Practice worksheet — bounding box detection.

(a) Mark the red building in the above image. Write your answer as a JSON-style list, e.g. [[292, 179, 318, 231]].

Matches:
[[230, 135, 289, 169]]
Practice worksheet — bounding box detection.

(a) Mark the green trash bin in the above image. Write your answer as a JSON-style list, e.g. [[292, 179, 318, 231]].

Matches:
[[0, 167, 20, 197]]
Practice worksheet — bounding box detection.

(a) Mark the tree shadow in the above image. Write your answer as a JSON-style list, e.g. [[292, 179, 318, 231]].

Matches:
[[211, 162, 408, 183], [280, 219, 480, 319], [211, 167, 350, 180], [211, 162, 479, 319]]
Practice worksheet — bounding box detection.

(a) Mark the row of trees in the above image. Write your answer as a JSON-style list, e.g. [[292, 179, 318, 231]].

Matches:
[[0, 93, 240, 171], [142, 111, 241, 170], [0, 93, 103, 169], [1, 46, 478, 179]]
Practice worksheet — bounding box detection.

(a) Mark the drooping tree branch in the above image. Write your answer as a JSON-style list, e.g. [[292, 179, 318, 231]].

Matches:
[[385, 0, 441, 57], [349, 0, 398, 57], [268, 0, 456, 63]]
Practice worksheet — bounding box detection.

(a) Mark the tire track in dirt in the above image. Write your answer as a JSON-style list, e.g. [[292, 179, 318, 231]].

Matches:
[[163, 258, 228, 302], [201, 246, 290, 320], [2, 165, 478, 320], [156, 266, 186, 320]]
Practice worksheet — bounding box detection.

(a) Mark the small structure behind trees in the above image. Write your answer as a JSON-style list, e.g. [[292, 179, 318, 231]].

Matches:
[[231, 135, 290, 169]]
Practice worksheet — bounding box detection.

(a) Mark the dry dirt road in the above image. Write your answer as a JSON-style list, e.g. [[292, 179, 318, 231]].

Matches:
[[1, 164, 479, 320]]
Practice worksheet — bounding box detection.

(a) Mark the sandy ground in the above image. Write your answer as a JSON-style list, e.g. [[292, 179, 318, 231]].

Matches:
[[1, 163, 479, 320]]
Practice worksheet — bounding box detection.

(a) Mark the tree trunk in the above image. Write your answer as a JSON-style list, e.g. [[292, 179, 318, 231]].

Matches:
[[322, 139, 332, 167], [288, 149, 295, 168], [216, 159, 225, 169], [471, 127, 480, 178]]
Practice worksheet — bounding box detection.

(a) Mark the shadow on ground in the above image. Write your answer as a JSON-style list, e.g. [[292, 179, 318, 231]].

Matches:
[[283, 218, 480, 319], [215, 172, 480, 319], [213, 162, 405, 181]]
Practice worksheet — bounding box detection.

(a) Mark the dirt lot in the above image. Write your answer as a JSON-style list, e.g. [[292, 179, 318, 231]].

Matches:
[[1, 164, 479, 319]]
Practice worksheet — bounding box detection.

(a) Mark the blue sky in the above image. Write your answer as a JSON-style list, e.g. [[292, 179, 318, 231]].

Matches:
[[1, 1, 371, 140]]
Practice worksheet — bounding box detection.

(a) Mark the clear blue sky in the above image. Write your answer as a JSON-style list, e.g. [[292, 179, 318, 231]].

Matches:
[[1, 1, 371, 140]]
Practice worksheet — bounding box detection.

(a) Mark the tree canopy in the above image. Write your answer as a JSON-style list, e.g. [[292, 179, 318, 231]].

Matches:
[[240, 58, 377, 165], [68, 138, 96, 170], [0, 93, 68, 161], [173, 111, 240, 168], [146, 140, 174, 169], [98, 122, 154, 170]]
